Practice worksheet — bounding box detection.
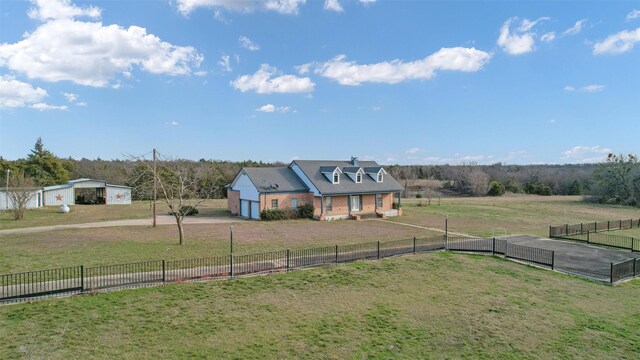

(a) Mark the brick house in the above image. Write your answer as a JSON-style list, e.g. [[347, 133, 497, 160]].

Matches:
[[227, 157, 404, 220]]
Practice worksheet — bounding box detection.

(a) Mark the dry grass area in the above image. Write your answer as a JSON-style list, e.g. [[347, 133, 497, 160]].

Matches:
[[0, 219, 436, 273], [1, 253, 639, 359], [396, 194, 640, 237], [0, 199, 230, 230]]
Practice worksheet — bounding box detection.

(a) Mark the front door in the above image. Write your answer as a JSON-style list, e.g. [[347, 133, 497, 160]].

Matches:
[[351, 195, 360, 212]]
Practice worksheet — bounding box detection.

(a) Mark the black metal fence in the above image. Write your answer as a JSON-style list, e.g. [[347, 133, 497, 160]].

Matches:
[[551, 230, 638, 253], [549, 219, 640, 238], [0, 236, 444, 303], [0, 266, 83, 301], [611, 259, 639, 283], [3, 233, 637, 303], [446, 237, 554, 269]]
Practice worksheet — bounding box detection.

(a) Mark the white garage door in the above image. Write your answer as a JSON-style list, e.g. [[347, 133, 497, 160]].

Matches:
[[240, 200, 249, 217], [250, 201, 260, 219]]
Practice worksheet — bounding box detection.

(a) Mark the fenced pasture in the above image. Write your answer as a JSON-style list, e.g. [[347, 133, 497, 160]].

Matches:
[[549, 219, 640, 252]]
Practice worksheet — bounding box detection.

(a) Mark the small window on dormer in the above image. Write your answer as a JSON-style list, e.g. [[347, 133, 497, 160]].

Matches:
[[333, 171, 339, 184], [377, 172, 383, 182], [356, 172, 362, 183]]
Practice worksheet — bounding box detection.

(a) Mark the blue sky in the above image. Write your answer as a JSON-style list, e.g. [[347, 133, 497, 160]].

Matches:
[[1, 0, 638, 165]]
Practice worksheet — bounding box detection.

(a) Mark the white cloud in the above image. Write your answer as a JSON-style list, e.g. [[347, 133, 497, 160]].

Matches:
[[231, 64, 315, 94], [63, 92, 78, 102], [0, 1, 203, 87], [547, 119, 556, 124], [28, 0, 101, 21], [626, 10, 640, 21], [372, 106, 381, 111], [75, 101, 88, 106], [218, 55, 232, 72], [310, 47, 491, 86], [359, 0, 376, 4], [593, 27, 640, 55], [264, 0, 306, 15], [0, 75, 47, 108], [324, 0, 343, 12], [256, 104, 291, 113], [30, 102, 68, 111], [563, 19, 587, 36], [405, 147, 423, 154], [497, 17, 549, 55], [562, 145, 611, 163], [541, 32, 556, 42], [239, 36, 260, 51], [564, 84, 605, 93]]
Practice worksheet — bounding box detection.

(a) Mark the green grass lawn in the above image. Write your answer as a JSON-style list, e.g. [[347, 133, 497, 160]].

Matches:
[[396, 194, 640, 237], [609, 227, 640, 238], [0, 220, 437, 273], [0, 199, 230, 230], [1, 253, 639, 359]]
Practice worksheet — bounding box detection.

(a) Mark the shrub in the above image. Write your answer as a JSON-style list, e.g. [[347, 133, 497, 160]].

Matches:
[[297, 204, 315, 219], [282, 207, 298, 220], [169, 205, 199, 216], [260, 208, 285, 221], [487, 181, 506, 196], [393, 201, 398, 209], [505, 178, 520, 193], [416, 193, 423, 198]]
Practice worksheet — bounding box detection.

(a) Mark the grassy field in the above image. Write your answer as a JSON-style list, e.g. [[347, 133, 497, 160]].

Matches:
[[609, 227, 640, 238], [1, 253, 639, 359], [394, 194, 640, 237], [0, 220, 437, 273], [2, 194, 639, 274], [0, 200, 230, 230]]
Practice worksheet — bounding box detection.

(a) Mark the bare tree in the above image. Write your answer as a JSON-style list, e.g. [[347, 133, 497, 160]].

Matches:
[[5, 174, 38, 220], [468, 168, 490, 196], [131, 152, 216, 245]]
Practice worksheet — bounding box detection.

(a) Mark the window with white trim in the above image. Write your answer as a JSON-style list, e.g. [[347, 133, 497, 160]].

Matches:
[[377, 172, 383, 182], [356, 172, 362, 183], [333, 171, 339, 184]]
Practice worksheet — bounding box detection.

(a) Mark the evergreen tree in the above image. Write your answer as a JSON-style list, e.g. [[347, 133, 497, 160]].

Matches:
[[24, 138, 69, 186]]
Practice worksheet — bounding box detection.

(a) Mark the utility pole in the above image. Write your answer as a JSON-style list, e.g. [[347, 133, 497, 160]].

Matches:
[[5, 169, 9, 210], [152, 148, 157, 227]]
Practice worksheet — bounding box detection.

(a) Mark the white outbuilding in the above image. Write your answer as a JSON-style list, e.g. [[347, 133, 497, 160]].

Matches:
[[42, 178, 131, 206], [0, 188, 43, 210]]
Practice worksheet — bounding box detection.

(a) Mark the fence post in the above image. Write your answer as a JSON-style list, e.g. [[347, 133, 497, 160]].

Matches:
[[595, 221, 597, 232], [413, 237, 416, 254], [162, 260, 165, 283], [565, 224, 569, 236], [620, 220, 622, 230], [607, 221, 610, 232], [551, 251, 555, 270], [80, 265, 84, 292], [335, 245, 338, 264], [580, 223, 583, 235], [587, 231, 590, 243], [377, 241, 380, 259], [492, 237, 496, 255], [286, 249, 290, 270], [610, 262, 614, 284], [230, 254, 234, 278], [549, 226, 552, 238]]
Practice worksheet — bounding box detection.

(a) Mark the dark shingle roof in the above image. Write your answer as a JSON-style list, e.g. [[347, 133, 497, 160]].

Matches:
[[242, 167, 309, 193], [342, 166, 362, 173], [363, 166, 383, 173], [291, 160, 404, 195]]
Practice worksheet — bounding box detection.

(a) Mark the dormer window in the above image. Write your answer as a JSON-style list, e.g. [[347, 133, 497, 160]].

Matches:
[[333, 171, 339, 184], [377, 172, 383, 182], [356, 173, 362, 183]]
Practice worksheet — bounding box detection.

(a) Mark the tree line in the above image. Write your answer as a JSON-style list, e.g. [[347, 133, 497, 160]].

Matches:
[[2, 139, 638, 208]]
